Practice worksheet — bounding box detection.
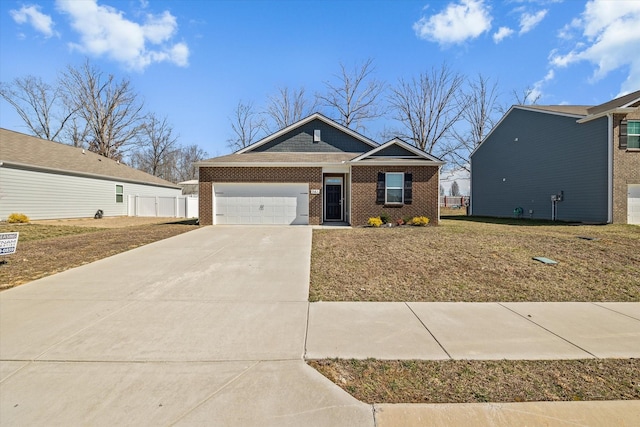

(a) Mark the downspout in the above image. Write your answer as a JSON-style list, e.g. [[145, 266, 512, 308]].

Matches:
[[607, 113, 613, 224], [437, 165, 442, 222], [348, 163, 352, 225]]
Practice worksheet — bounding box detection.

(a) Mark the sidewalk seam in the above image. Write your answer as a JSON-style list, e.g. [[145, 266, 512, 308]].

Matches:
[[168, 360, 261, 426], [405, 302, 452, 359], [592, 302, 640, 322], [497, 303, 598, 359], [303, 302, 311, 360]]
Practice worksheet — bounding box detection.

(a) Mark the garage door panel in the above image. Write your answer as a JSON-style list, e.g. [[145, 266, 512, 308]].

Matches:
[[213, 183, 309, 225], [629, 184, 640, 225]]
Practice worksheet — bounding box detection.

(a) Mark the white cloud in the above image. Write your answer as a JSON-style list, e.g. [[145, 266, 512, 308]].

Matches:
[[413, 0, 492, 46], [519, 9, 547, 34], [550, 0, 640, 95], [55, 0, 189, 71], [493, 26, 514, 43], [10, 5, 57, 38], [529, 69, 555, 102]]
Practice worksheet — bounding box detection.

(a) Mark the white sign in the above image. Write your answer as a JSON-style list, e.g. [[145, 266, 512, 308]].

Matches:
[[0, 232, 19, 255], [310, 189, 320, 195]]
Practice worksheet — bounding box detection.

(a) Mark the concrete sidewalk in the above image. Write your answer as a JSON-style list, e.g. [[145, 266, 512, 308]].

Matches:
[[306, 301, 640, 360]]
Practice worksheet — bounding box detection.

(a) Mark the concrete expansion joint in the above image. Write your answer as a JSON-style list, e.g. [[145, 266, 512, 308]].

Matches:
[[497, 302, 598, 359], [592, 302, 640, 322], [167, 360, 261, 425], [404, 302, 452, 359]]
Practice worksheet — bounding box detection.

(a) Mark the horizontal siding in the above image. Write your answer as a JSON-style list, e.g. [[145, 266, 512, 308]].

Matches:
[[471, 109, 608, 222], [252, 119, 373, 153], [0, 167, 181, 220]]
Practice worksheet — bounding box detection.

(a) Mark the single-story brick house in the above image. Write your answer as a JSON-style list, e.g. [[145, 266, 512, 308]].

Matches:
[[470, 90, 640, 224], [197, 113, 444, 225]]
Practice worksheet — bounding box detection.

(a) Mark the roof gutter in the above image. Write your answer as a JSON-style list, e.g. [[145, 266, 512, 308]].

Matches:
[[0, 160, 181, 190], [196, 160, 445, 168]]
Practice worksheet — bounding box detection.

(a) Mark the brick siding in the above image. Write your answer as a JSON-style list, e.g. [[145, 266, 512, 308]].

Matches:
[[351, 165, 440, 226], [612, 110, 640, 223], [198, 167, 322, 225]]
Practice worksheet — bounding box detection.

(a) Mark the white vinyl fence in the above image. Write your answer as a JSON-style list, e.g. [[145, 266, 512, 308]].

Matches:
[[128, 195, 198, 218]]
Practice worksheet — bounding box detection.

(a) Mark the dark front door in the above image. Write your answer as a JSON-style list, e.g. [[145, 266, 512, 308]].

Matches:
[[325, 184, 342, 220]]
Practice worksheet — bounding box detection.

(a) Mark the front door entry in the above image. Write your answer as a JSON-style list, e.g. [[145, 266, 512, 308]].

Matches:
[[325, 178, 342, 221]]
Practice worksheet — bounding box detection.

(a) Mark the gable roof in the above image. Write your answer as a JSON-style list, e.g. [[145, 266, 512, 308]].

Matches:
[[0, 128, 180, 189], [196, 152, 359, 166], [519, 105, 591, 116], [236, 113, 379, 154], [351, 138, 444, 164], [586, 89, 640, 116]]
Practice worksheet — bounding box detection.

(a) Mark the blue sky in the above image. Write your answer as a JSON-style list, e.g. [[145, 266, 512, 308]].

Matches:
[[1, 0, 639, 166]]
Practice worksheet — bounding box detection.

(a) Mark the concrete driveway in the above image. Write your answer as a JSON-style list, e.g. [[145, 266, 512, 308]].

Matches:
[[0, 226, 373, 426]]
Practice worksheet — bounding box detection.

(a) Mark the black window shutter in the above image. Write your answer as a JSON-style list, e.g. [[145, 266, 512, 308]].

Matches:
[[404, 173, 413, 204], [620, 120, 628, 149], [376, 172, 385, 204]]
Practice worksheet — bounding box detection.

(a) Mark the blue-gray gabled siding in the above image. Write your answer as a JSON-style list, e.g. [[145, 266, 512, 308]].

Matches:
[[251, 118, 374, 153], [375, 144, 418, 157], [471, 108, 608, 223]]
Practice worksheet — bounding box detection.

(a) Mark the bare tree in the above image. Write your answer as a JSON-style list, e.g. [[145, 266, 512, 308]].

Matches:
[[388, 63, 466, 155], [449, 74, 500, 171], [60, 60, 145, 159], [130, 114, 179, 178], [227, 100, 264, 152], [175, 144, 208, 182], [265, 86, 316, 131], [513, 85, 540, 105], [0, 75, 74, 141], [449, 180, 460, 197], [316, 58, 386, 131]]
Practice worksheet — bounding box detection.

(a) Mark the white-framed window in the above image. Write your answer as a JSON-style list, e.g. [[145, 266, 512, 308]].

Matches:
[[628, 120, 640, 149], [115, 185, 123, 203], [385, 172, 404, 204]]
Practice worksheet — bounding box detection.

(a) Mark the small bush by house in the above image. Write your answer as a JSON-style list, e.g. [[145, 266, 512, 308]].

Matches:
[[7, 213, 30, 224]]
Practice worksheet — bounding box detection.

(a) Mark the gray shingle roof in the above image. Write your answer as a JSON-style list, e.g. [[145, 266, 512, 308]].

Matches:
[[586, 89, 640, 115], [0, 128, 180, 188]]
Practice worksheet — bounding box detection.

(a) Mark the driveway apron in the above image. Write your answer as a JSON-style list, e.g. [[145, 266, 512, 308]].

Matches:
[[0, 226, 373, 426]]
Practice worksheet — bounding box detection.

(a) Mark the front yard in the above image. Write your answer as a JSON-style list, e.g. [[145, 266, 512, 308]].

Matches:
[[309, 217, 640, 404], [310, 217, 640, 302]]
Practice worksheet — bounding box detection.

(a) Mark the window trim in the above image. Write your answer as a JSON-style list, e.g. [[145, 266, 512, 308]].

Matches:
[[628, 120, 640, 149], [115, 184, 124, 203], [385, 172, 404, 205]]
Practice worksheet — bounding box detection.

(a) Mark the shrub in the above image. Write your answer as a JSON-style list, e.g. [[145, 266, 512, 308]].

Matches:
[[403, 216, 413, 224], [379, 212, 390, 224], [367, 216, 383, 227], [411, 216, 430, 226], [7, 213, 30, 224]]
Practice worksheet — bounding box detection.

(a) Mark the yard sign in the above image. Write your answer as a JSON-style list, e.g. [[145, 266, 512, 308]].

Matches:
[[0, 232, 19, 255]]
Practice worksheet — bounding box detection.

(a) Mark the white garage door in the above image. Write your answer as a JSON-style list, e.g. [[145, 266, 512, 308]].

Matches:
[[213, 183, 309, 225], [629, 184, 640, 225]]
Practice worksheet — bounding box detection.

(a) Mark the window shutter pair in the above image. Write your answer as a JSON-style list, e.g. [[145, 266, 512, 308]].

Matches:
[[620, 120, 627, 149], [376, 172, 385, 204], [376, 172, 413, 204]]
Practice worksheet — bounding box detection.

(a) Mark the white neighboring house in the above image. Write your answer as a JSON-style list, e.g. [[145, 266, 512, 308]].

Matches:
[[0, 128, 183, 221]]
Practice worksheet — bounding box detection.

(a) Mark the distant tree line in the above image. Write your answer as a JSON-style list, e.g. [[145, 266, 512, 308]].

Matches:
[[0, 59, 207, 183], [228, 59, 540, 172]]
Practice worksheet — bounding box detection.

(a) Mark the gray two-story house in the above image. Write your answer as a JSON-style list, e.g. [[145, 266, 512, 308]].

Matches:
[[470, 90, 640, 224]]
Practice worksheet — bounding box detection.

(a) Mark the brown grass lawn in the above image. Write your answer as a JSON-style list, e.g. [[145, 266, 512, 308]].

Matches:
[[309, 359, 640, 404], [310, 217, 640, 404], [310, 218, 640, 302], [0, 219, 199, 289]]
